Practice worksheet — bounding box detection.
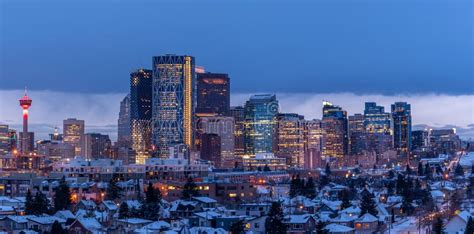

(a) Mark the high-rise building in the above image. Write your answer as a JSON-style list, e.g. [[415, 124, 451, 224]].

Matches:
[[229, 106, 245, 158], [364, 102, 391, 134], [274, 113, 305, 167], [412, 130, 429, 150], [196, 116, 235, 168], [84, 133, 112, 160], [243, 94, 279, 157], [130, 69, 153, 164], [37, 140, 75, 162], [321, 101, 348, 160], [363, 102, 393, 156], [348, 114, 367, 155], [49, 127, 63, 141], [63, 118, 85, 156], [117, 94, 131, 147], [196, 72, 230, 116], [152, 55, 196, 158], [303, 119, 323, 169], [200, 133, 221, 167], [18, 90, 33, 154], [0, 125, 9, 155], [391, 102, 412, 154]]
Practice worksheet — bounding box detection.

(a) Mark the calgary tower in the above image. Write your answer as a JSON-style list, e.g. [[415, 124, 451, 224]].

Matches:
[[19, 88, 32, 154]]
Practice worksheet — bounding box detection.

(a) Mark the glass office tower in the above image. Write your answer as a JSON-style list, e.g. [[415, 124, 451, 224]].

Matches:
[[391, 102, 412, 154], [196, 72, 230, 116], [152, 55, 196, 158], [321, 101, 349, 159], [130, 69, 153, 164], [243, 94, 279, 157]]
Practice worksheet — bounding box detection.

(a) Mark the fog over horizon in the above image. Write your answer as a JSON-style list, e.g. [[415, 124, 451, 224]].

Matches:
[[1, 89, 473, 141]]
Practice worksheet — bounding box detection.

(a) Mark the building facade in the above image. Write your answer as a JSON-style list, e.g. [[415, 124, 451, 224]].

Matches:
[[117, 94, 131, 147], [196, 72, 230, 116], [274, 113, 305, 167], [196, 116, 235, 168], [321, 102, 348, 160], [130, 69, 153, 164], [391, 102, 412, 154], [229, 106, 245, 159], [63, 118, 85, 156], [243, 94, 279, 157], [152, 55, 196, 158]]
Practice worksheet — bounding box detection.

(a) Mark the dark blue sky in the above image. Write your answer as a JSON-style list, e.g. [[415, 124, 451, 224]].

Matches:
[[1, 0, 472, 94]]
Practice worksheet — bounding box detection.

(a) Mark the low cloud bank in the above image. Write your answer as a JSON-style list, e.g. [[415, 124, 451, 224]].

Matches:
[[1, 90, 473, 141]]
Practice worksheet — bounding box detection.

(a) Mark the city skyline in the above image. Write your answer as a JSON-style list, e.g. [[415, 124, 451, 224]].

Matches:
[[1, 89, 473, 141]]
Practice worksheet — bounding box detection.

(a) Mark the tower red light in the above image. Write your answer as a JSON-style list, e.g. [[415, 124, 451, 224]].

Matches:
[[19, 88, 32, 154]]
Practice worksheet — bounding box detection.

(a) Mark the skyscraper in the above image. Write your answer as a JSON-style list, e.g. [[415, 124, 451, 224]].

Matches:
[[0, 125, 9, 155], [391, 102, 412, 154], [274, 113, 305, 167], [243, 94, 279, 157], [200, 133, 221, 167], [84, 133, 112, 160], [348, 113, 366, 155], [363, 102, 393, 156], [321, 101, 348, 160], [152, 55, 196, 158], [196, 116, 235, 168], [130, 69, 153, 164], [364, 102, 391, 134], [303, 119, 323, 169], [229, 106, 245, 158], [196, 72, 230, 116], [63, 118, 85, 156], [117, 94, 131, 147], [19, 90, 33, 154]]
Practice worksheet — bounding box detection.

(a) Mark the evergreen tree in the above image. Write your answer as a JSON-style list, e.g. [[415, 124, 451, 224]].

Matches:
[[289, 175, 301, 198], [432, 216, 444, 234], [386, 182, 394, 195], [359, 191, 378, 217], [229, 219, 246, 234], [303, 177, 316, 199], [325, 163, 332, 176], [339, 189, 352, 210], [135, 179, 142, 201], [263, 164, 271, 172], [418, 162, 424, 176], [118, 202, 129, 219], [54, 177, 71, 212], [319, 175, 330, 190], [265, 202, 287, 234], [140, 182, 162, 220], [405, 164, 412, 175], [424, 164, 432, 179], [388, 170, 395, 179], [454, 163, 464, 177], [105, 176, 121, 201], [436, 165, 443, 174], [465, 216, 474, 234], [396, 174, 405, 195], [181, 177, 199, 200], [51, 220, 65, 234], [33, 191, 49, 215], [315, 221, 328, 234], [25, 189, 34, 215], [401, 177, 414, 215]]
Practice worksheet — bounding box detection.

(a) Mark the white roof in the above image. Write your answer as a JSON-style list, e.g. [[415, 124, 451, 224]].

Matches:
[[356, 213, 378, 222], [117, 218, 152, 224], [324, 223, 354, 232], [459, 152, 474, 167], [6, 215, 36, 223], [192, 196, 217, 204], [76, 217, 103, 231], [27, 216, 66, 225], [284, 214, 313, 224], [54, 210, 75, 220], [141, 221, 171, 230], [0, 206, 15, 212]]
